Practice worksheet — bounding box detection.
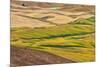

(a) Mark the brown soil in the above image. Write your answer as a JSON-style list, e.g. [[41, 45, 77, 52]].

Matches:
[[11, 46, 76, 66]]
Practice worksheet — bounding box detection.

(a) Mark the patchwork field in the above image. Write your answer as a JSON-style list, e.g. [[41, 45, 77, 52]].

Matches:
[[11, 0, 95, 66]]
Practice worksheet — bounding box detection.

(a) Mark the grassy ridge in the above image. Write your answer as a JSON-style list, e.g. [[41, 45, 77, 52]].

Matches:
[[70, 16, 95, 25], [11, 24, 94, 39]]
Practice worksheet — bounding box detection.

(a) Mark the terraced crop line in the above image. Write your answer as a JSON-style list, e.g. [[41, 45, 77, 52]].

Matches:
[[21, 32, 94, 40]]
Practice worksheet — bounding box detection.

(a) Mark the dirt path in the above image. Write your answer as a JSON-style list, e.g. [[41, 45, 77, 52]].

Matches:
[[11, 46, 76, 66]]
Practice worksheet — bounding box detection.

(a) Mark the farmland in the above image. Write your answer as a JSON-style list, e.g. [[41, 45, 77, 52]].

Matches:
[[11, 0, 95, 66]]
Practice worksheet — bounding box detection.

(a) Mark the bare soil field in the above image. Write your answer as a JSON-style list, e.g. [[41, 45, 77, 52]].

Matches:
[[11, 46, 75, 66]]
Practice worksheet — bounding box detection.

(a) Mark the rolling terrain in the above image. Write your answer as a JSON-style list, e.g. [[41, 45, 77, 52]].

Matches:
[[11, 0, 95, 66]]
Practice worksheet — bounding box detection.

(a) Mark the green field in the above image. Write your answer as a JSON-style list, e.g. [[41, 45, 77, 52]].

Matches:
[[11, 16, 95, 62]]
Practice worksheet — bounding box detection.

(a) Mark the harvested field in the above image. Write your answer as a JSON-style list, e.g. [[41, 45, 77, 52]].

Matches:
[[11, 0, 95, 28]]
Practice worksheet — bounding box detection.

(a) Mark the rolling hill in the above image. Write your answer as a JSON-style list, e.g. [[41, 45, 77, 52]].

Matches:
[[11, 0, 95, 66]]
